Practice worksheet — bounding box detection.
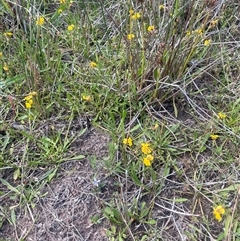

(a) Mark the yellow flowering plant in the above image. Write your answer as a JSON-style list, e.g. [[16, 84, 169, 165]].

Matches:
[[210, 134, 219, 140], [213, 205, 225, 222], [204, 39, 211, 46], [210, 19, 218, 28], [217, 112, 226, 119], [24, 92, 37, 109], [141, 143, 152, 154], [147, 25, 155, 33], [3, 63, 9, 71], [4, 32, 13, 37], [82, 94, 91, 101], [36, 16, 45, 26], [143, 154, 154, 166], [127, 34, 135, 41], [159, 4, 165, 10], [123, 137, 133, 147], [131, 12, 141, 20], [67, 24, 75, 31], [90, 61, 97, 68]]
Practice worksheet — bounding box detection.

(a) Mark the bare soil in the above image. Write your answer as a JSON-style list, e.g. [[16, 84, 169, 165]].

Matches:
[[0, 127, 111, 241]]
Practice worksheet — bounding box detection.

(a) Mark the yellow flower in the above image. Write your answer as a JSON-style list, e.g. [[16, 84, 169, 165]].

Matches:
[[210, 134, 219, 140], [58, 9, 63, 14], [195, 28, 203, 35], [29, 91, 37, 96], [127, 34, 135, 40], [28, 99, 33, 105], [0, 52, 2, 58], [131, 12, 141, 20], [204, 39, 211, 46], [186, 30, 191, 36], [210, 19, 218, 28], [159, 5, 165, 10], [3, 63, 9, 71], [67, 24, 75, 31], [36, 16, 44, 26], [82, 95, 91, 101], [143, 154, 154, 166], [123, 137, 133, 147], [4, 32, 13, 37], [217, 112, 226, 119], [24, 95, 32, 101], [24, 92, 37, 109], [90, 61, 97, 68], [213, 205, 225, 222], [25, 102, 32, 109], [147, 25, 155, 32], [129, 9, 134, 15], [152, 124, 159, 130], [60, 0, 65, 3], [25, 96, 33, 108], [141, 143, 152, 154]]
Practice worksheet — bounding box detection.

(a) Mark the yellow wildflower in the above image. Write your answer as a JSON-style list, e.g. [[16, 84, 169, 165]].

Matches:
[[159, 5, 165, 10], [143, 154, 154, 166], [24, 95, 32, 101], [4, 32, 13, 37], [147, 25, 155, 32], [213, 205, 225, 222], [24, 92, 37, 109], [58, 9, 63, 14], [129, 9, 134, 15], [186, 30, 191, 36], [3, 63, 9, 71], [141, 143, 152, 154], [195, 28, 203, 35], [131, 12, 141, 20], [210, 134, 219, 140], [217, 112, 226, 119], [0, 52, 2, 58], [28, 99, 33, 105], [204, 39, 211, 46], [29, 91, 37, 96], [36, 16, 44, 26], [210, 19, 218, 28], [60, 0, 65, 3], [25, 102, 32, 109], [123, 137, 133, 147], [82, 95, 91, 101], [67, 24, 75, 31], [152, 124, 159, 130], [90, 61, 97, 68], [127, 34, 135, 40]]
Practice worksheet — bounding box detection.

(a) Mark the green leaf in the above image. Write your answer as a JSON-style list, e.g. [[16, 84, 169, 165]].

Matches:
[[59, 155, 85, 162], [131, 165, 142, 186], [215, 184, 240, 193], [0, 178, 20, 195], [11, 209, 16, 227], [47, 168, 58, 182], [129, 124, 141, 133], [146, 219, 156, 225], [173, 198, 188, 203]]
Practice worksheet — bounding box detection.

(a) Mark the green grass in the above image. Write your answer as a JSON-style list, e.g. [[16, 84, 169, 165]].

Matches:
[[0, 0, 240, 240]]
